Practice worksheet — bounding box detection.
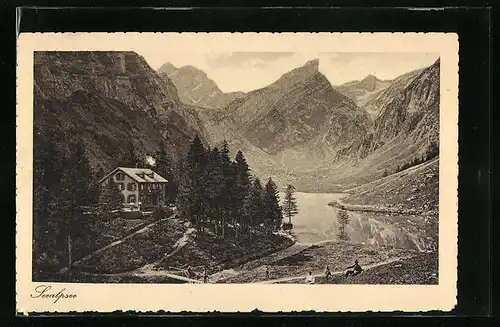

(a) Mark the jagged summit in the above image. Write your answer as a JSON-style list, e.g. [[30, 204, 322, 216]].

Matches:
[[303, 58, 320, 70], [157, 62, 245, 108], [179, 65, 208, 77], [157, 62, 177, 76], [359, 74, 381, 92]]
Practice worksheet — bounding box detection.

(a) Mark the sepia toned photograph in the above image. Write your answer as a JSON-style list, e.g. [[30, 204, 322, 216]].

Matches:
[[17, 33, 458, 312]]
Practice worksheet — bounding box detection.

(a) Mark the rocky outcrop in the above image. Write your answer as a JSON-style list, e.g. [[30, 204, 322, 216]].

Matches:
[[34, 51, 207, 173], [158, 63, 245, 109], [365, 59, 440, 155], [224, 59, 372, 157], [336, 75, 392, 117]]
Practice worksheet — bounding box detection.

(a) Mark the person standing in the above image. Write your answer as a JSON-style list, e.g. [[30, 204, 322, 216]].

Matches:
[[324, 266, 332, 282], [203, 267, 209, 283], [265, 266, 270, 280], [305, 271, 315, 284]]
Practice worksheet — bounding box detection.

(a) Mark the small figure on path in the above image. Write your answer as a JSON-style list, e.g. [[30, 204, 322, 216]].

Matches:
[[203, 267, 209, 283], [324, 266, 332, 282], [265, 266, 270, 280], [305, 271, 315, 284], [345, 260, 363, 277], [186, 266, 194, 279]]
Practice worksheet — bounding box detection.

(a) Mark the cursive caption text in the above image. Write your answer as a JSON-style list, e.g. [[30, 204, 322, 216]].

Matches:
[[30, 285, 77, 303]]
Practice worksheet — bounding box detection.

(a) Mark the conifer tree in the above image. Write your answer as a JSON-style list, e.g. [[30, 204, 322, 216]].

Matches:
[[119, 142, 140, 167], [219, 140, 236, 238], [98, 178, 123, 220], [154, 145, 177, 204], [282, 184, 298, 225], [58, 138, 96, 279], [32, 129, 68, 277], [337, 209, 350, 241], [234, 150, 251, 235], [244, 177, 264, 235], [176, 135, 208, 232], [206, 147, 223, 235], [263, 178, 282, 234]]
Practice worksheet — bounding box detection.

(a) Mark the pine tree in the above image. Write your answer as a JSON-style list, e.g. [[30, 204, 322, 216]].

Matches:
[[337, 209, 350, 241], [176, 135, 208, 232], [282, 184, 298, 225], [98, 178, 123, 220], [234, 150, 251, 236], [263, 178, 282, 234], [154, 145, 177, 204], [119, 142, 140, 167], [219, 140, 236, 238], [244, 177, 264, 236], [206, 147, 224, 235], [32, 130, 57, 275], [58, 138, 96, 279], [32, 129, 68, 277]]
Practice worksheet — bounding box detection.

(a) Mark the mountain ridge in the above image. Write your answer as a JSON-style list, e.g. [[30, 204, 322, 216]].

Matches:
[[157, 62, 246, 109], [34, 51, 209, 175]]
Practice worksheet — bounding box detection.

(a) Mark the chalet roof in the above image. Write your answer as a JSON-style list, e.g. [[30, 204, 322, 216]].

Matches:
[[99, 167, 168, 184]]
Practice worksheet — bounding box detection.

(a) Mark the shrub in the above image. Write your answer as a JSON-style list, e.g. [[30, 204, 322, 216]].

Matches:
[[152, 205, 167, 220]]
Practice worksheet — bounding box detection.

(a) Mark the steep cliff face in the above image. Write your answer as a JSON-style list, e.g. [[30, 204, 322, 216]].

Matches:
[[336, 75, 392, 117], [193, 59, 374, 191], [34, 51, 207, 173], [225, 59, 372, 157], [158, 63, 245, 109], [361, 68, 425, 121], [368, 59, 440, 153]]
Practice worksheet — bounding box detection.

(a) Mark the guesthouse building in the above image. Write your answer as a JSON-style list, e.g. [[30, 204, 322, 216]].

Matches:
[[99, 167, 168, 211]]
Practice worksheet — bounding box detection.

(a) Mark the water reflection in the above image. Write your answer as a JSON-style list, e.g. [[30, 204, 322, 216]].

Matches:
[[336, 209, 436, 252], [337, 209, 350, 241], [283, 192, 436, 252]]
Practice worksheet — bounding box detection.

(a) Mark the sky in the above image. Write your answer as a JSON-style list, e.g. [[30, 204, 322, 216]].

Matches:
[[139, 51, 439, 93]]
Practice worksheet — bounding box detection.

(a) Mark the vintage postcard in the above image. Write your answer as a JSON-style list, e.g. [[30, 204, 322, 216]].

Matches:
[[16, 32, 458, 313]]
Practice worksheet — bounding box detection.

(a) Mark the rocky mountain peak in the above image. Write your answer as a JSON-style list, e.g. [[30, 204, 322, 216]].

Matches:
[[272, 59, 321, 90], [303, 58, 320, 71], [359, 74, 380, 92], [178, 65, 208, 78], [157, 62, 177, 76]]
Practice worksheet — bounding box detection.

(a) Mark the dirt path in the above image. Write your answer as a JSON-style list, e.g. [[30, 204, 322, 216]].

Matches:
[[73, 221, 203, 284], [70, 215, 175, 269], [210, 242, 312, 282], [256, 256, 406, 284], [77, 270, 204, 283]]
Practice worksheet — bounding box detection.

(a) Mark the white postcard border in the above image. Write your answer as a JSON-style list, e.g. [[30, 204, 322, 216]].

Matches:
[[16, 32, 458, 313]]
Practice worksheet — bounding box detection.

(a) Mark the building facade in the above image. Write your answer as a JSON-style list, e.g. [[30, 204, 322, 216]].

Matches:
[[99, 167, 168, 211]]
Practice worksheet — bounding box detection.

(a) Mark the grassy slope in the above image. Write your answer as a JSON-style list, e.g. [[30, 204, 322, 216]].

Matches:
[[319, 251, 438, 285], [155, 231, 295, 276], [76, 218, 187, 274], [73, 216, 294, 278], [222, 241, 412, 283], [342, 157, 439, 214]]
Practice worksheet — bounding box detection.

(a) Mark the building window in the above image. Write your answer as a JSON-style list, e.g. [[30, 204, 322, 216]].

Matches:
[[127, 183, 136, 191], [115, 172, 125, 181], [128, 195, 136, 203], [117, 183, 124, 190]]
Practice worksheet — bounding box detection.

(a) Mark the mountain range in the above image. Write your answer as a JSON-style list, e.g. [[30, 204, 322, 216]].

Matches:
[[34, 51, 440, 192], [335, 75, 392, 118], [173, 58, 440, 191], [157, 63, 246, 109]]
